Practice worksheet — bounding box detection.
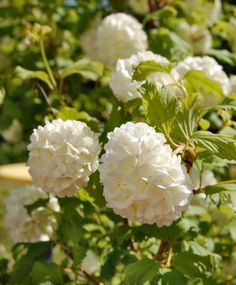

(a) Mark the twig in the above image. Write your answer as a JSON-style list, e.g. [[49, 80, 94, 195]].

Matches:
[[35, 82, 57, 118], [80, 269, 103, 285], [165, 245, 173, 268], [155, 241, 169, 261]]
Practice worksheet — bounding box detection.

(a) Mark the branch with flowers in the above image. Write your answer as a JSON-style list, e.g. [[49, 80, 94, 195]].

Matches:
[[1, 1, 236, 284]]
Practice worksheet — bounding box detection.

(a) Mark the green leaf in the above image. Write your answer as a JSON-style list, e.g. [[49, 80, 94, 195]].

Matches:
[[124, 259, 159, 285], [171, 100, 197, 142], [60, 59, 103, 81], [15, 66, 54, 89], [24, 198, 49, 215], [161, 270, 188, 285], [193, 131, 236, 161], [133, 61, 174, 81], [101, 250, 121, 280], [76, 187, 97, 208], [183, 70, 223, 99], [206, 49, 236, 67], [10, 242, 53, 284], [30, 262, 63, 285], [205, 183, 236, 195], [57, 106, 99, 131], [149, 28, 192, 61], [172, 252, 214, 278], [141, 84, 179, 135], [86, 171, 106, 208], [133, 221, 184, 242]]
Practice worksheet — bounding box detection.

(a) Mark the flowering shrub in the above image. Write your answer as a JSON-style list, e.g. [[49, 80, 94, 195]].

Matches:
[[0, 0, 236, 284]]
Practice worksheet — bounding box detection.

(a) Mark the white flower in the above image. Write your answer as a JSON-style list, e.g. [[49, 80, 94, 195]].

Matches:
[[129, 0, 149, 15], [28, 119, 100, 197], [1, 119, 22, 143], [172, 56, 231, 95], [177, 23, 212, 54], [186, 0, 221, 26], [99, 122, 192, 227], [96, 13, 147, 69], [4, 186, 59, 243], [80, 15, 102, 60], [109, 51, 174, 103], [81, 250, 100, 274]]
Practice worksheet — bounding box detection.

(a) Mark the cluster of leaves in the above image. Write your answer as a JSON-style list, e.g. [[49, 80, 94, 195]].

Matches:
[[0, 0, 236, 285]]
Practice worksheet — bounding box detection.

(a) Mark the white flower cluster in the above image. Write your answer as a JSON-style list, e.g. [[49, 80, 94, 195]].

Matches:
[[177, 23, 212, 54], [81, 13, 147, 69], [109, 51, 174, 103], [4, 186, 59, 243], [172, 56, 231, 95], [99, 122, 192, 227], [28, 119, 100, 197]]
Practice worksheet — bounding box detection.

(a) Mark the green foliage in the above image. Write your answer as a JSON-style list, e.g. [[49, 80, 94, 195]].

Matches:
[[59, 59, 104, 81], [124, 259, 159, 285], [141, 84, 179, 135], [133, 61, 174, 81], [172, 252, 214, 278], [193, 131, 236, 161], [149, 28, 193, 61], [1, 1, 236, 285], [15, 66, 54, 90], [183, 70, 223, 99], [29, 262, 63, 285], [10, 242, 53, 284]]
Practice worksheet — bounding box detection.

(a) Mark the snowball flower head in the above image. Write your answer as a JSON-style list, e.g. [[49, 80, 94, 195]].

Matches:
[[172, 56, 231, 95], [96, 13, 147, 69], [99, 122, 192, 227], [109, 51, 174, 103], [4, 186, 59, 243], [28, 119, 100, 197]]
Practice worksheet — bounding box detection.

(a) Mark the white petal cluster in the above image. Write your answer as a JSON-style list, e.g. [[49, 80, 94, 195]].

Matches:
[[4, 186, 59, 243], [109, 51, 174, 103], [28, 119, 100, 197], [129, 0, 149, 15], [99, 122, 192, 227], [186, 0, 221, 26], [96, 13, 147, 69], [177, 23, 212, 54], [81, 250, 100, 274], [172, 56, 231, 95]]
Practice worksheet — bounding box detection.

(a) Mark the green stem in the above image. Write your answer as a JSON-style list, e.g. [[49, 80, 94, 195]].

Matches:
[[216, 180, 236, 185], [39, 38, 57, 88], [165, 134, 179, 150]]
